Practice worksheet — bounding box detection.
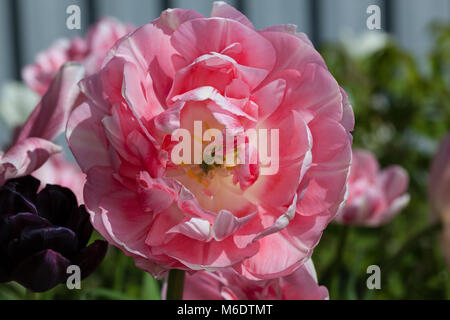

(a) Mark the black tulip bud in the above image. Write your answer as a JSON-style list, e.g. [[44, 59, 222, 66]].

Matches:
[[0, 176, 108, 292]]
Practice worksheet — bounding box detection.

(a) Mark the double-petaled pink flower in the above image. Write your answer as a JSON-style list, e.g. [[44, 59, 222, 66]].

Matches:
[[183, 259, 328, 300], [335, 150, 409, 227], [23, 18, 134, 96], [429, 134, 450, 267], [67, 1, 354, 279]]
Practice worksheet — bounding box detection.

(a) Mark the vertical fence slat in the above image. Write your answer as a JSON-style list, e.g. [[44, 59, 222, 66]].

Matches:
[[393, 0, 450, 63], [318, 0, 386, 44], [17, 0, 90, 68], [171, 0, 238, 17], [0, 0, 15, 85], [95, 0, 161, 26], [246, 0, 312, 35], [0, 1, 11, 146]]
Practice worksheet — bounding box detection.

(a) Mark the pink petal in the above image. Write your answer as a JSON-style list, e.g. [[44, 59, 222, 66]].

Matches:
[[296, 118, 352, 216], [32, 154, 86, 204], [261, 24, 314, 47], [378, 165, 409, 204], [212, 210, 256, 241], [84, 166, 153, 259], [137, 171, 175, 214], [210, 1, 254, 30], [429, 134, 450, 218], [66, 102, 110, 172], [259, 31, 326, 86], [183, 271, 224, 300], [245, 111, 312, 210], [368, 193, 410, 227], [171, 18, 275, 72], [156, 232, 259, 270], [122, 61, 165, 121], [351, 150, 380, 183], [252, 79, 286, 122], [281, 260, 329, 300], [339, 87, 355, 131], [154, 8, 204, 34], [0, 138, 61, 185], [237, 230, 309, 280], [270, 64, 344, 126], [17, 63, 84, 142], [107, 23, 177, 80], [167, 217, 212, 242], [252, 194, 297, 242]]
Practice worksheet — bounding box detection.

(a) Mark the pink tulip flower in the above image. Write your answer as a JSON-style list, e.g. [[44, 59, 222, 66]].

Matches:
[[67, 1, 354, 279], [335, 150, 409, 227]]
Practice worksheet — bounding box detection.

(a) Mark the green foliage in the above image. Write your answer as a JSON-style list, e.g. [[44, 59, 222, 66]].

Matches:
[[315, 23, 450, 299]]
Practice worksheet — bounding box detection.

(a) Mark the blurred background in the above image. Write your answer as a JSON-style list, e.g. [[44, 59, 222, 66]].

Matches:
[[0, 0, 449, 299]]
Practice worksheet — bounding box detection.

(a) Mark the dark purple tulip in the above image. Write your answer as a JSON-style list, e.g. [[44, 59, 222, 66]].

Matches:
[[0, 176, 108, 292]]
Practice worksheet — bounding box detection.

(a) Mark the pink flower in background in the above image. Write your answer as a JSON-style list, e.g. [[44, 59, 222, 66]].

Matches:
[[335, 150, 409, 227], [183, 259, 328, 300], [23, 17, 134, 96], [32, 154, 85, 204], [429, 134, 450, 221], [0, 138, 60, 186], [0, 63, 83, 186], [67, 1, 353, 279], [429, 134, 450, 267]]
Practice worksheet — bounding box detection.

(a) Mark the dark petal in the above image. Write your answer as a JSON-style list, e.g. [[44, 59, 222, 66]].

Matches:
[[3, 176, 40, 200], [0, 178, 40, 216], [36, 184, 79, 228], [0, 246, 12, 282], [0, 176, 40, 216], [12, 249, 71, 292], [73, 205, 93, 249], [0, 217, 8, 246], [72, 240, 108, 279], [0, 219, 8, 265], [0, 264, 12, 283], [1, 212, 51, 242], [8, 226, 78, 263]]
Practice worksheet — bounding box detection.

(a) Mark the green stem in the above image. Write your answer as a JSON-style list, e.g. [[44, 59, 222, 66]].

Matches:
[[113, 251, 126, 291], [321, 226, 350, 285], [335, 226, 350, 270], [166, 269, 185, 300]]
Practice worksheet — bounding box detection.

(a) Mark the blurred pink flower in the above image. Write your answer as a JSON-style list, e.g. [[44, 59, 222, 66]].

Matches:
[[183, 259, 328, 300], [23, 17, 134, 96], [67, 2, 353, 279], [335, 149, 409, 227], [0, 63, 84, 187], [0, 138, 60, 186], [32, 154, 85, 204], [429, 134, 450, 220], [428, 134, 450, 267]]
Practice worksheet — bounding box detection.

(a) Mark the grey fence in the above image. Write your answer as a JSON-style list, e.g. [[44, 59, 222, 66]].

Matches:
[[0, 0, 450, 87]]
